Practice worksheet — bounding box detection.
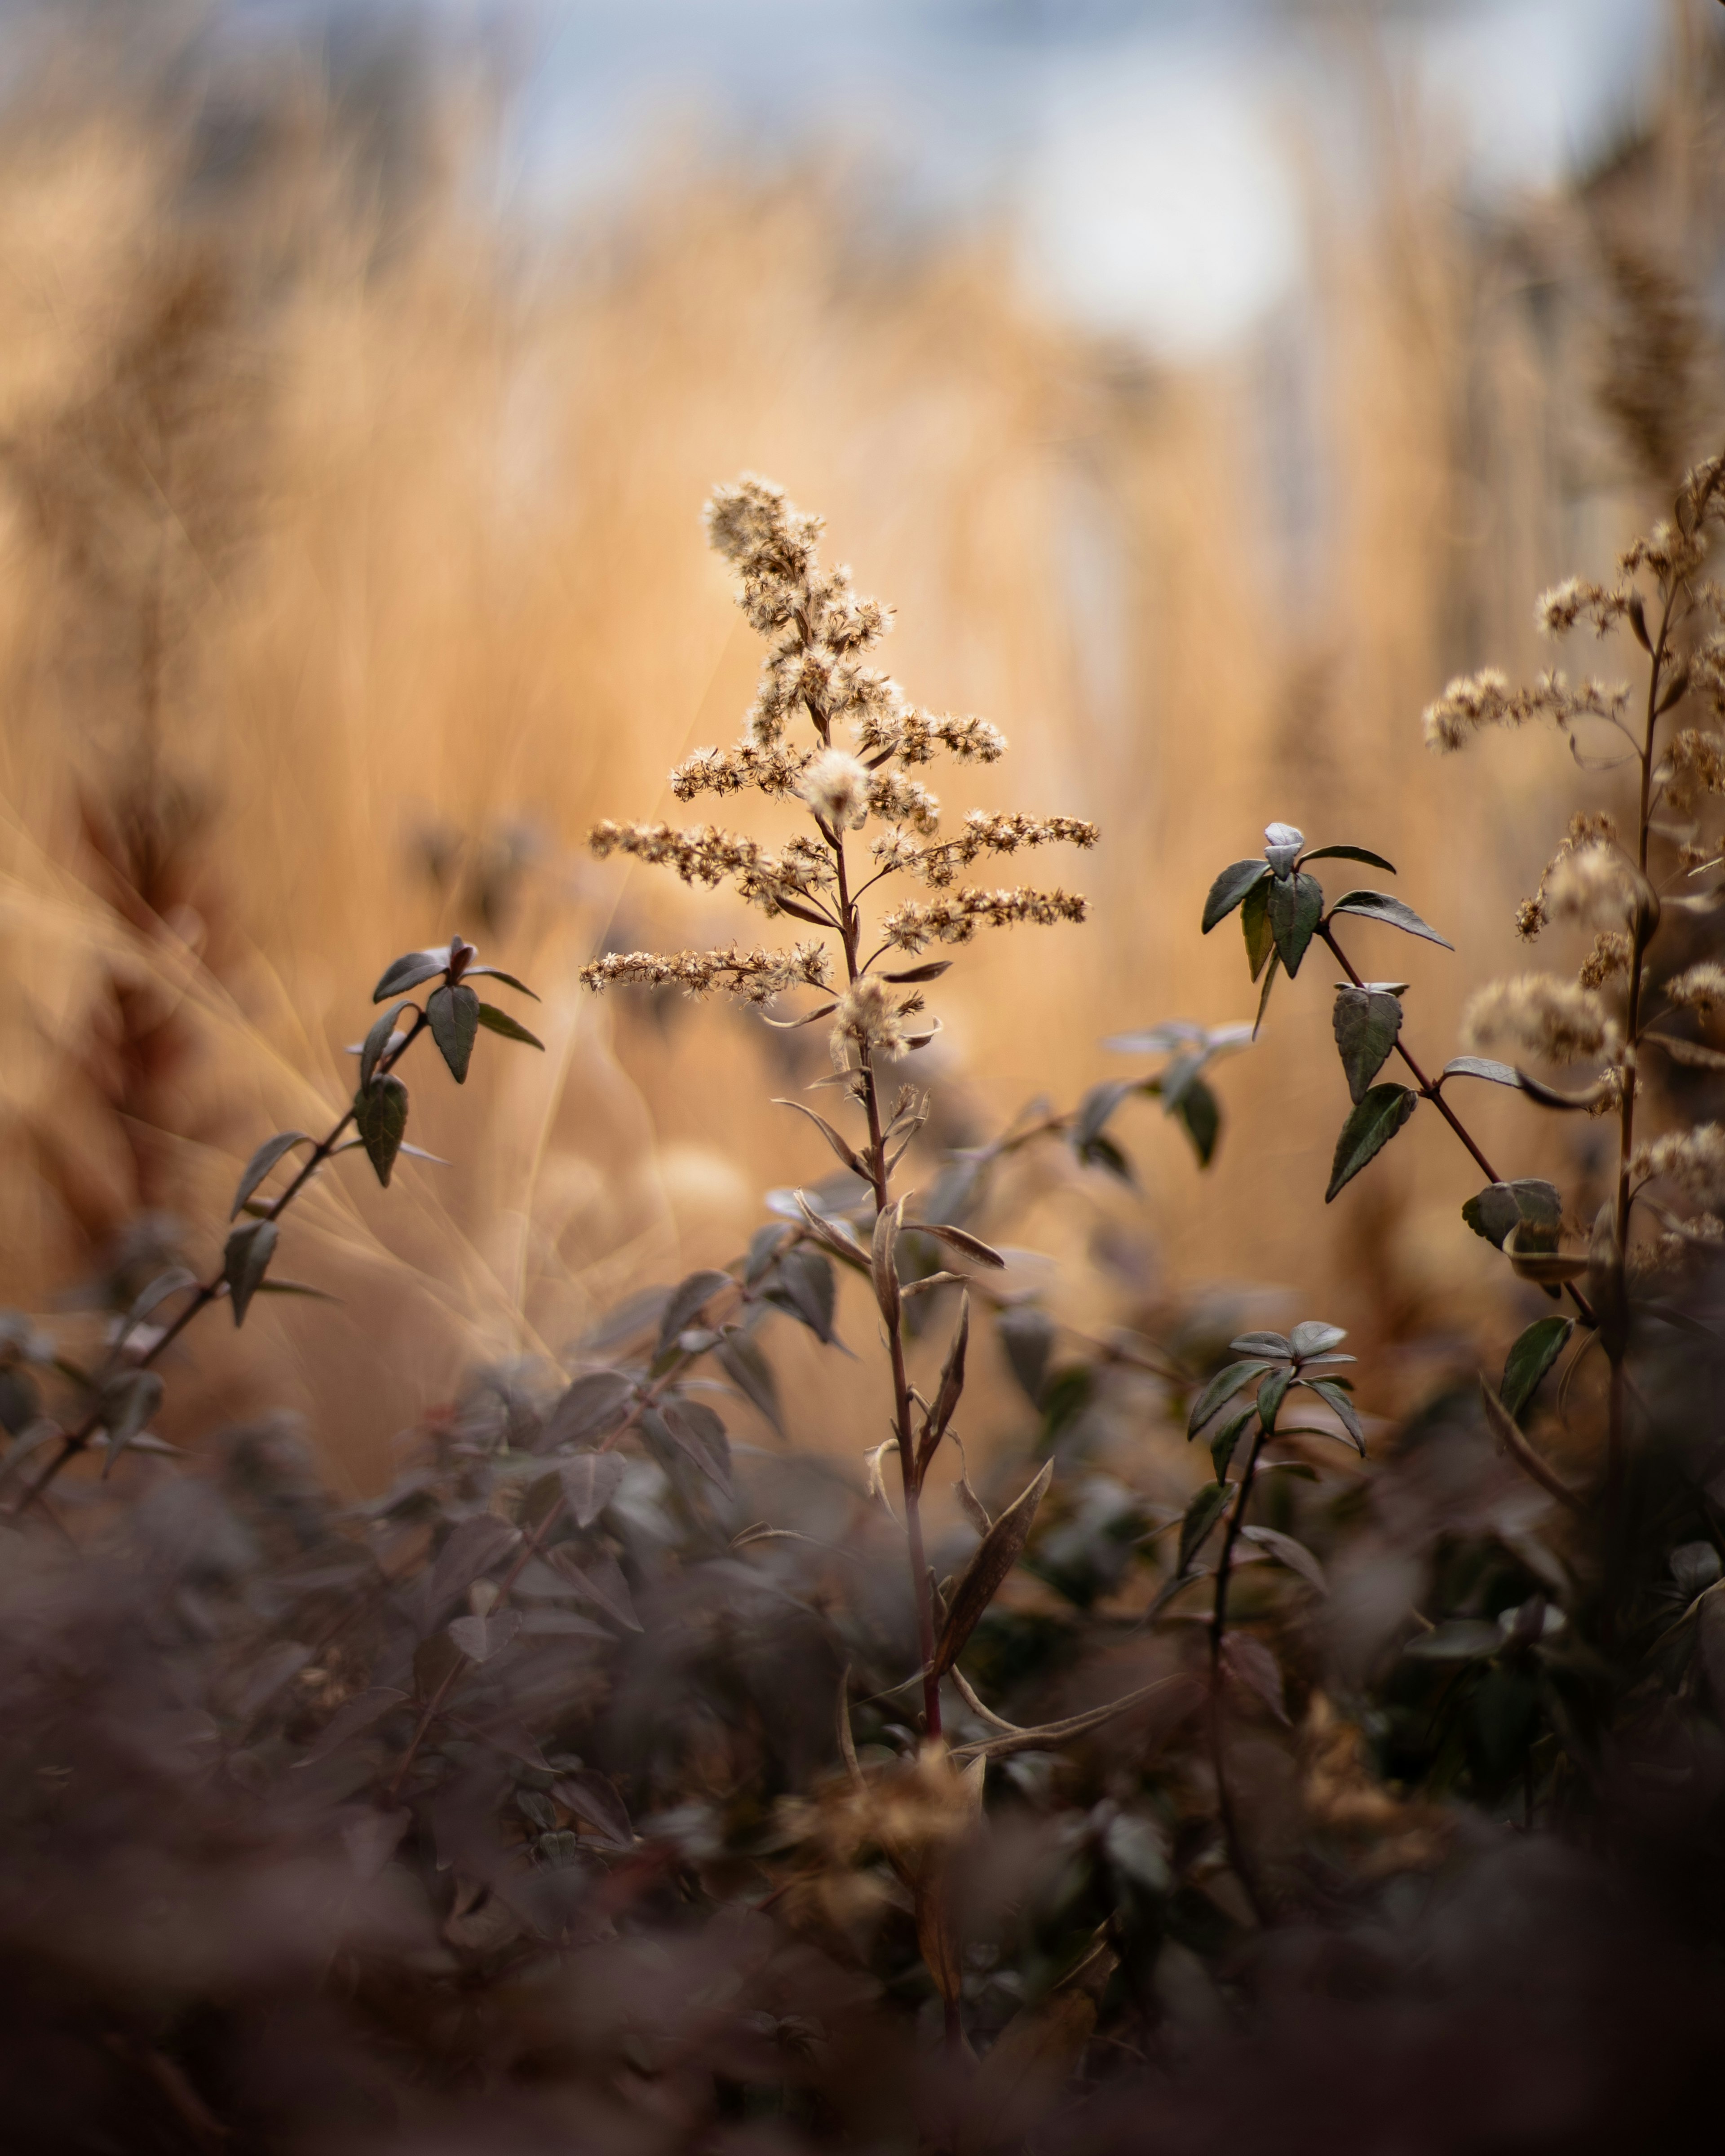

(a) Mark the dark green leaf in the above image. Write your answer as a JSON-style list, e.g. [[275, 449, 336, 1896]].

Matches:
[[1077, 1130, 1134, 1182], [1177, 1481, 1234, 1574], [427, 982, 481, 1082], [464, 966, 540, 1000], [99, 1370, 164, 1479], [1301, 844, 1397, 872], [1269, 870, 1324, 977], [477, 1002, 544, 1050], [1240, 1524, 1327, 1592], [545, 1370, 634, 1449], [931, 1459, 1054, 1676], [1325, 1083, 1416, 1202], [372, 949, 447, 1003], [231, 1132, 311, 1220], [1332, 986, 1403, 1104], [717, 1331, 783, 1436], [1252, 947, 1281, 1036], [1512, 1069, 1612, 1112], [1174, 1077, 1220, 1167], [1462, 1180, 1563, 1252], [659, 1269, 733, 1355], [223, 1219, 278, 1328], [1241, 875, 1275, 981], [1289, 1320, 1347, 1358], [354, 1074, 409, 1187], [1229, 1330, 1291, 1356], [1501, 1316, 1574, 1422], [999, 1304, 1055, 1406], [1202, 859, 1270, 933], [361, 1000, 413, 1091], [1256, 1365, 1296, 1431], [1187, 1358, 1273, 1437], [1208, 1401, 1256, 1480], [1327, 889, 1453, 950], [1303, 1378, 1366, 1451], [1441, 1056, 1522, 1089]]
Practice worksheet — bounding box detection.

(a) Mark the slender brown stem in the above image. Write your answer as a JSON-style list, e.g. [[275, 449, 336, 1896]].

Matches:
[[11, 1009, 433, 1518], [1207, 1427, 1270, 1925]]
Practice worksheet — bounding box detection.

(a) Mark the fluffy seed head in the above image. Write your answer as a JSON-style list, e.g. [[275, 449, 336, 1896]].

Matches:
[[799, 748, 872, 831], [1462, 975, 1612, 1065]]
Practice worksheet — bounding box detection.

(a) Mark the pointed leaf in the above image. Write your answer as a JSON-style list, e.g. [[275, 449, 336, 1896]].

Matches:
[[98, 1370, 164, 1478], [1269, 870, 1324, 977], [559, 1452, 625, 1527], [372, 949, 447, 1003], [545, 1370, 635, 1449], [871, 1196, 904, 1329], [1325, 1083, 1416, 1202], [1187, 1359, 1273, 1437], [1462, 1180, 1563, 1252], [1501, 1316, 1574, 1423], [231, 1132, 311, 1219], [293, 1687, 409, 1767], [1209, 1401, 1256, 1479], [1252, 947, 1281, 1036], [764, 1246, 837, 1343], [447, 1609, 523, 1665], [476, 1002, 544, 1050], [1177, 1481, 1234, 1574], [658, 1269, 733, 1354], [717, 1331, 784, 1436], [1175, 1076, 1220, 1166], [1302, 844, 1397, 872], [428, 1515, 521, 1613], [1289, 1320, 1347, 1359], [774, 1097, 867, 1177], [1332, 985, 1403, 1104], [1327, 889, 1453, 949], [930, 1459, 1053, 1676], [361, 1001, 413, 1091], [1303, 1378, 1366, 1452], [223, 1219, 278, 1328], [549, 1544, 642, 1630], [649, 1399, 731, 1493], [920, 1292, 970, 1469], [998, 1304, 1054, 1406], [354, 1074, 409, 1187], [1256, 1365, 1296, 1431], [551, 1770, 632, 1849], [1220, 1632, 1288, 1723], [1513, 1069, 1613, 1111], [906, 1218, 1006, 1269], [1441, 1056, 1522, 1089], [1229, 1331, 1291, 1357], [1241, 874, 1275, 981], [1241, 1524, 1327, 1592], [882, 959, 953, 984], [1202, 858, 1270, 933], [464, 965, 539, 998], [427, 982, 481, 1082]]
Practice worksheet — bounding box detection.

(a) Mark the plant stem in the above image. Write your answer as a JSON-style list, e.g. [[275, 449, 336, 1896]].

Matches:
[[1207, 1425, 1270, 1924], [12, 1010, 431, 1518], [831, 831, 943, 1745]]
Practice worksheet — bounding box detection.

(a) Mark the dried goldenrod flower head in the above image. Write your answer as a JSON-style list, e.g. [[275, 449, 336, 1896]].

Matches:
[[1664, 962, 1725, 1016], [583, 477, 1091, 1023], [1536, 578, 1632, 638], [1515, 813, 1624, 940], [1462, 975, 1612, 1065], [1544, 841, 1640, 928], [830, 977, 924, 1069], [1632, 1123, 1725, 1206], [1578, 932, 1632, 990], [1620, 519, 1707, 583], [1658, 728, 1725, 812], [1423, 668, 1628, 753], [799, 747, 872, 831]]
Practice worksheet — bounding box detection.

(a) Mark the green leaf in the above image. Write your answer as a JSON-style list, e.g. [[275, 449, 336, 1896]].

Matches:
[[1241, 875, 1275, 981], [1325, 1083, 1416, 1202], [1303, 1378, 1365, 1452], [1174, 1077, 1220, 1167], [1301, 844, 1397, 872], [360, 1000, 413, 1091], [354, 1074, 409, 1188], [1252, 948, 1281, 1038], [230, 1132, 311, 1220], [1288, 1320, 1348, 1358], [477, 1002, 545, 1050], [1327, 889, 1453, 950], [1186, 1358, 1273, 1438], [428, 982, 481, 1083], [1268, 870, 1324, 977], [1501, 1316, 1574, 1423], [1208, 1401, 1256, 1480], [931, 1459, 1053, 1676], [1461, 1180, 1563, 1252], [1177, 1481, 1234, 1574], [1331, 986, 1403, 1104], [464, 965, 540, 1001], [1202, 859, 1270, 933], [223, 1219, 278, 1328], [1256, 1365, 1296, 1431], [1441, 1056, 1522, 1089], [372, 949, 447, 1003]]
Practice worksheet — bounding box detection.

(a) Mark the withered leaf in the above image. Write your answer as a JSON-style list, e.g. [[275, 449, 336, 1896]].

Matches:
[[930, 1458, 1053, 1677]]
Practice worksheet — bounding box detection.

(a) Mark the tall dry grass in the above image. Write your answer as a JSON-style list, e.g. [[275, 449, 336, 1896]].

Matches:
[[0, 25, 1708, 1482]]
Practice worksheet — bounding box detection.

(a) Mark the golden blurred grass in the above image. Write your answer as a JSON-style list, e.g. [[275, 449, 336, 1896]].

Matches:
[[0, 43, 1696, 1483]]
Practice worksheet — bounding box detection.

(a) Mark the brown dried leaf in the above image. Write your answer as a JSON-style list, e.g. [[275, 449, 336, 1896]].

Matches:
[[930, 1459, 1053, 1677]]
